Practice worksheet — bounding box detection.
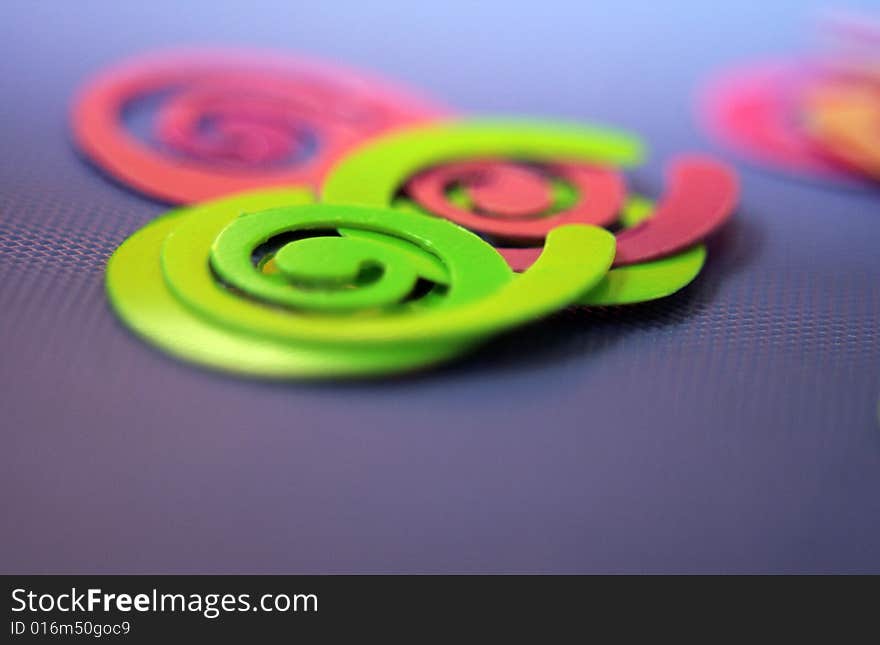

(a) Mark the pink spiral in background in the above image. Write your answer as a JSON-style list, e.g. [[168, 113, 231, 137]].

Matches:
[[72, 49, 450, 203]]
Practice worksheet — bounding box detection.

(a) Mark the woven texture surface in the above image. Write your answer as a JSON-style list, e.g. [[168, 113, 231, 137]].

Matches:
[[1, 0, 879, 572]]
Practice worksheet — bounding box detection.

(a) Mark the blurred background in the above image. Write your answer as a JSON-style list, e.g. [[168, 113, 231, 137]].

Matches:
[[1, 0, 879, 573]]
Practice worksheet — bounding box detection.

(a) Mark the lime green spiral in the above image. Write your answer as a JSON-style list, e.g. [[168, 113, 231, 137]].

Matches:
[[322, 119, 707, 305], [106, 189, 614, 378]]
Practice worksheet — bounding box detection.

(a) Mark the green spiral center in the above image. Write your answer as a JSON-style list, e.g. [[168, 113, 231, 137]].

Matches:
[[211, 217, 452, 313]]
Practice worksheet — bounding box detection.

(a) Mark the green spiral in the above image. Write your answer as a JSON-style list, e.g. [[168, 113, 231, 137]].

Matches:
[[106, 189, 614, 378], [322, 119, 707, 305]]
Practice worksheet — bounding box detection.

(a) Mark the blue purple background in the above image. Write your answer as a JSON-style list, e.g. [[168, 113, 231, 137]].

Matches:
[[1, 0, 879, 573]]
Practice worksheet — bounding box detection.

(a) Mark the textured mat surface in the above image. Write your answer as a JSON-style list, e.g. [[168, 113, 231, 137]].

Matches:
[[1, 0, 879, 572]]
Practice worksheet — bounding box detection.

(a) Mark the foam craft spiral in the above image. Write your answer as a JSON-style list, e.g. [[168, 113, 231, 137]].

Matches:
[[72, 50, 447, 204], [323, 120, 738, 305], [700, 59, 880, 183], [105, 190, 615, 378], [803, 80, 880, 180]]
